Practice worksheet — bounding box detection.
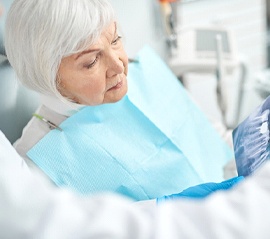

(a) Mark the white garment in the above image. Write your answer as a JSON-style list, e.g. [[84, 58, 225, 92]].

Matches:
[[1, 130, 270, 238]]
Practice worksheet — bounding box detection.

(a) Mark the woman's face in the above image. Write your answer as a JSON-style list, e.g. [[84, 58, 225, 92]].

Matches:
[[58, 22, 128, 105]]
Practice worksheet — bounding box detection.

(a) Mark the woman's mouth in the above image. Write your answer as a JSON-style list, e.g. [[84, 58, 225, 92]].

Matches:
[[108, 79, 124, 91]]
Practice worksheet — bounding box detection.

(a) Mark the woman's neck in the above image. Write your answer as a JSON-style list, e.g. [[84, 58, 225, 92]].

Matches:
[[40, 94, 85, 117]]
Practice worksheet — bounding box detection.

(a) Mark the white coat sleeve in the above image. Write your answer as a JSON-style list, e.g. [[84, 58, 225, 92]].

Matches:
[[1, 130, 270, 239], [0, 131, 153, 239]]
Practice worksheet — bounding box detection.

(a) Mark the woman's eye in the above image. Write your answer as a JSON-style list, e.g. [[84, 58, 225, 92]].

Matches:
[[86, 56, 99, 69], [112, 35, 122, 45]]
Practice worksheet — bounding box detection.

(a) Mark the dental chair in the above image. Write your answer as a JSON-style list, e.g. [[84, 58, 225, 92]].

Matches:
[[0, 0, 40, 144]]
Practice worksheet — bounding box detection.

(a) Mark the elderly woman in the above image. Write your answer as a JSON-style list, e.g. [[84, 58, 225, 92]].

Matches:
[[5, 0, 238, 201], [6, 0, 128, 178]]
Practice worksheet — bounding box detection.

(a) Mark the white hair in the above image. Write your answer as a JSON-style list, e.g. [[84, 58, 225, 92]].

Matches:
[[4, 0, 115, 102]]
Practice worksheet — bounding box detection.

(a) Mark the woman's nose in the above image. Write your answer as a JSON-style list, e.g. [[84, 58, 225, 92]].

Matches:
[[106, 52, 125, 78]]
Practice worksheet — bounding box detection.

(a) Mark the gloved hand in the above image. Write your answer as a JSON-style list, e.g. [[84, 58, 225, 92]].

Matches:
[[157, 176, 244, 204]]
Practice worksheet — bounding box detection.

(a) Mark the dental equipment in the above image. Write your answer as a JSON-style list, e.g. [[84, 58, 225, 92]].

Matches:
[[168, 26, 241, 128], [158, 0, 179, 56], [168, 26, 238, 76], [216, 34, 227, 126]]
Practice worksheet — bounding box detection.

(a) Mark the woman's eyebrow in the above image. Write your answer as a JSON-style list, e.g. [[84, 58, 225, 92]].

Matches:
[[76, 23, 117, 61], [75, 49, 100, 60]]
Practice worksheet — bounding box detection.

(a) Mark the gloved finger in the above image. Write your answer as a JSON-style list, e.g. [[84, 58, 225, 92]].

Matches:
[[178, 176, 244, 196], [156, 176, 244, 204], [211, 176, 244, 191], [172, 176, 244, 198]]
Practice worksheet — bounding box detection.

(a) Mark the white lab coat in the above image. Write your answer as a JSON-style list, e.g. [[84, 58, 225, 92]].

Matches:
[[1, 130, 270, 238]]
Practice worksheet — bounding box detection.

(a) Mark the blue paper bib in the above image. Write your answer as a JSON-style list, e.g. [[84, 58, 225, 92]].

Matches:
[[27, 46, 233, 201]]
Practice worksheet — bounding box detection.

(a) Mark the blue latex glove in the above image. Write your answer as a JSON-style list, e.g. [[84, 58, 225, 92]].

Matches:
[[157, 176, 244, 204]]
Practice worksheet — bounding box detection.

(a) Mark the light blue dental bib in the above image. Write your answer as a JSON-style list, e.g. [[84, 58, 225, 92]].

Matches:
[[27, 46, 233, 201]]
